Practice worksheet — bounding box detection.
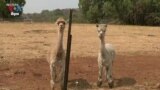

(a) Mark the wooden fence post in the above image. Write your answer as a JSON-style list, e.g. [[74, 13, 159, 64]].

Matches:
[[63, 9, 73, 90]]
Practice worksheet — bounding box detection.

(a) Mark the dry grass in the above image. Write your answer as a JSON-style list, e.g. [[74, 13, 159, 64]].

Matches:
[[0, 22, 160, 63], [0, 22, 160, 90], [71, 24, 160, 57]]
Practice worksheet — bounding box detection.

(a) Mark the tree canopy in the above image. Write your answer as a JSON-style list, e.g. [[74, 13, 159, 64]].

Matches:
[[79, 0, 160, 26], [1, 0, 160, 26]]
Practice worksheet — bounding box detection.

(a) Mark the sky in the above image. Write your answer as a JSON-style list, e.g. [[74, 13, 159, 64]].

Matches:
[[23, 0, 79, 13]]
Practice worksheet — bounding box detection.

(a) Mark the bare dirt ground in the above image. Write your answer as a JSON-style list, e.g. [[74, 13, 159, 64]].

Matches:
[[0, 23, 160, 90]]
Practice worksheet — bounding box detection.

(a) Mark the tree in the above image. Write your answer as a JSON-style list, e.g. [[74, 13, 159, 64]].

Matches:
[[0, 0, 10, 18], [79, 0, 106, 23], [79, 0, 160, 25]]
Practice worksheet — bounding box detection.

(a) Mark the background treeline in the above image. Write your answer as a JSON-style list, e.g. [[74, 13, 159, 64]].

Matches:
[[1, 0, 160, 26], [79, 0, 160, 26], [23, 9, 87, 23]]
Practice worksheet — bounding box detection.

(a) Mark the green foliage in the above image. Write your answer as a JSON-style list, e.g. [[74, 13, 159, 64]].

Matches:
[[79, 0, 160, 26], [79, 0, 106, 23], [30, 9, 67, 22], [25, 9, 86, 23], [1, 0, 158, 25], [0, 0, 10, 18], [126, 0, 160, 25]]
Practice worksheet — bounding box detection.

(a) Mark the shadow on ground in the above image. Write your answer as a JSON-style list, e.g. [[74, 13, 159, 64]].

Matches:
[[68, 78, 92, 90], [114, 77, 136, 88]]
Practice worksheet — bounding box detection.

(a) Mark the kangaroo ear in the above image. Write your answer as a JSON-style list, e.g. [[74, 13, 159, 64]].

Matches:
[[96, 24, 99, 27]]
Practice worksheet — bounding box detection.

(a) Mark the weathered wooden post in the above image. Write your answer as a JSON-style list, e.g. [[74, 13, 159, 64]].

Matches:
[[63, 9, 73, 90]]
